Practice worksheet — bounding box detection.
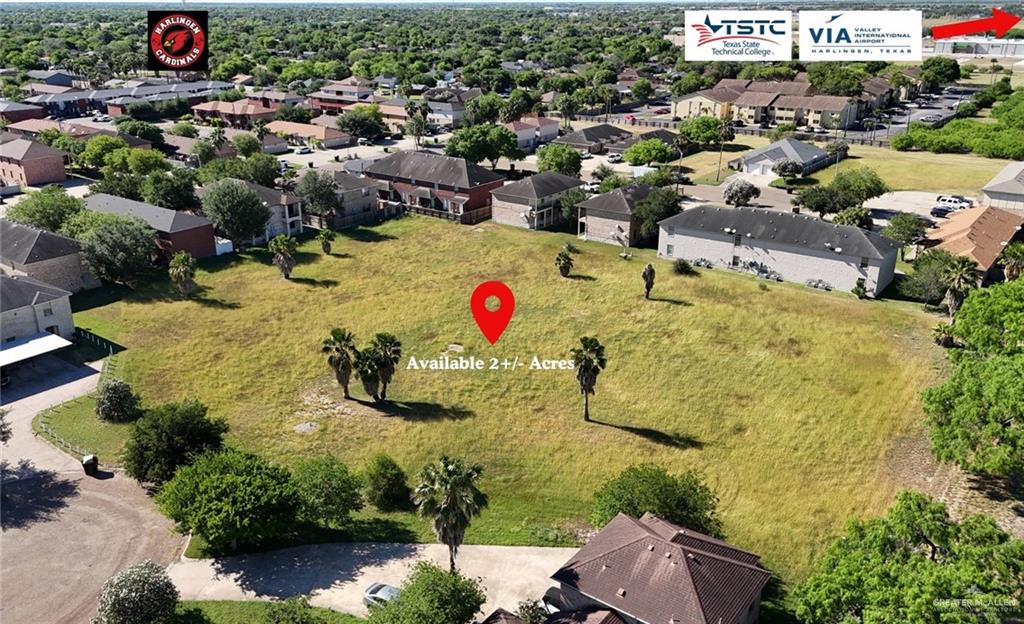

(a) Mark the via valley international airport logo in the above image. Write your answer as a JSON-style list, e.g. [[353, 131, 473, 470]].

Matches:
[[799, 11, 922, 61], [684, 11, 792, 62]]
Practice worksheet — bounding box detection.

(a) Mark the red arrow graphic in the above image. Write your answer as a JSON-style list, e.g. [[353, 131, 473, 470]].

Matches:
[[932, 8, 1021, 40]]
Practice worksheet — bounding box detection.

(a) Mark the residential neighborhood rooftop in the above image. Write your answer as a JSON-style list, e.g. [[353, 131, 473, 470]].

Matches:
[[0, 219, 80, 265], [85, 193, 213, 234]]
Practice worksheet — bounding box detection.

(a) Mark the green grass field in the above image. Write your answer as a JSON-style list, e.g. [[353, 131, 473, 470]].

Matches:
[[65, 216, 944, 582], [176, 601, 361, 623], [811, 144, 1010, 195], [676, 135, 771, 185]]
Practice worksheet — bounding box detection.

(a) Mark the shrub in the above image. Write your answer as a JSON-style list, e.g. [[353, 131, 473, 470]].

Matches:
[[265, 596, 322, 624], [590, 464, 722, 537], [123, 400, 228, 485], [363, 453, 411, 511], [293, 455, 364, 527], [95, 378, 142, 423], [157, 449, 298, 551], [366, 561, 485, 624], [92, 560, 178, 624], [673, 258, 696, 275]]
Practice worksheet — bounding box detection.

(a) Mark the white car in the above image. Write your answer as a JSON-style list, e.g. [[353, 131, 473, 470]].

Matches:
[[607, 153, 622, 163], [296, 146, 312, 155], [578, 151, 593, 160], [357, 137, 371, 146], [363, 583, 400, 607], [935, 195, 972, 210], [583, 181, 600, 193]]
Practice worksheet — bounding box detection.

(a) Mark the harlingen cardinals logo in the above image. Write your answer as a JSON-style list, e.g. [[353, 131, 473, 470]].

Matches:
[[148, 11, 208, 71]]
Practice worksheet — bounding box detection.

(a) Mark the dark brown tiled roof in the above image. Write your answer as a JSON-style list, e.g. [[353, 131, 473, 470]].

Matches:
[[578, 184, 656, 222], [733, 91, 779, 108], [746, 81, 816, 96], [547, 609, 627, 624], [551, 513, 771, 624], [480, 608, 525, 624]]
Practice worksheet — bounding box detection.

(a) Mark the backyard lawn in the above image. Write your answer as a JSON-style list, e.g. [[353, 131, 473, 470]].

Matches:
[[65, 216, 944, 582], [676, 134, 771, 185], [176, 601, 361, 623], [811, 143, 1010, 195]]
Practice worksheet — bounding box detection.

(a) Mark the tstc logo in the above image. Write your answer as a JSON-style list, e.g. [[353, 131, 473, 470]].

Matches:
[[799, 11, 922, 61], [685, 11, 792, 62]]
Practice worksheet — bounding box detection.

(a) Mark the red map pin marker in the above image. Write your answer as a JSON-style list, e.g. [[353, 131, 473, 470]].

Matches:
[[470, 281, 515, 345]]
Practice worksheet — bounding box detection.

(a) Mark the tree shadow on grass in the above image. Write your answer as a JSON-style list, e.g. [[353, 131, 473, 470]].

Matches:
[[290, 277, 340, 288], [191, 285, 242, 309], [210, 524, 420, 599], [354, 398, 474, 421], [965, 471, 1024, 518], [759, 572, 799, 624], [0, 460, 80, 530], [341, 226, 397, 243], [591, 420, 703, 450], [174, 607, 213, 624]]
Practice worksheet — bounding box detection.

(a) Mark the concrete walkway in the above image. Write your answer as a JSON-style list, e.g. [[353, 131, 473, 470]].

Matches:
[[169, 542, 577, 617]]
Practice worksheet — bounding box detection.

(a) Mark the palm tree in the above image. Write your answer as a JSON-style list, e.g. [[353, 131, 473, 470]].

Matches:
[[268, 234, 298, 279], [570, 336, 606, 422], [252, 119, 268, 142], [316, 228, 336, 254], [931, 323, 956, 348], [322, 328, 357, 398], [413, 456, 489, 572], [942, 256, 980, 318], [210, 126, 227, 149], [168, 250, 197, 298], [555, 251, 574, 278], [354, 348, 382, 401], [999, 241, 1024, 281], [369, 333, 402, 401]]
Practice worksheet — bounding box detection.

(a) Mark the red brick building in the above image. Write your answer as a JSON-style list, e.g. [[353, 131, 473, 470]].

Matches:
[[0, 101, 46, 125], [191, 100, 276, 128], [0, 135, 67, 187], [85, 193, 216, 259], [363, 151, 505, 225]]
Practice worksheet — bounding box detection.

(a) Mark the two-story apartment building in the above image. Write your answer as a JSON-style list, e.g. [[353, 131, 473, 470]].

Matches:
[[491, 172, 583, 230], [220, 179, 304, 244], [309, 77, 377, 114], [0, 135, 67, 187], [0, 220, 98, 292], [658, 206, 899, 296], [85, 193, 217, 259], [578, 184, 656, 247], [298, 165, 393, 229], [364, 150, 504, 225], [0, 274, 75, 342], [191, 100, 276, 128]]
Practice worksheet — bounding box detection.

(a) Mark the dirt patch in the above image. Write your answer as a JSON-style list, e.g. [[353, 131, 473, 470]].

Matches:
[[885, 435, 1024, 538]]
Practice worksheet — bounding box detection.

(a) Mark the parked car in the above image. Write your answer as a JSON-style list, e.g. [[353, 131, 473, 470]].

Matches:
[[578, 151, 593, 160], [653, 107, 670, 115], [935, 195, 972, 210], [800, 125, 816, 133], [607, 153, 622, 163], [730, 119, 746, 127], [357, 137, 371, 146], [583, 181, 600, 193], [363, 583, 400, 607], [930, 206, 953, 218], [814, 127, 830, 134], [296, 146, 312, 155]]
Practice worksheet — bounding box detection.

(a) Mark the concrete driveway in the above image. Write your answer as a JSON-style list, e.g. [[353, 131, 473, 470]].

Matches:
[[684, 180, 796, 212], [1, 355, 185, 624], [169, 542, 578, 617]]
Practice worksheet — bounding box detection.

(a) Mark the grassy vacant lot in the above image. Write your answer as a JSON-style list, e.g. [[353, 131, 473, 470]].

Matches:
[[176, 601, 360, 623], [68, 216, 943, 582], [810, 143, 1010, 195], [677, 135, 771, 185]]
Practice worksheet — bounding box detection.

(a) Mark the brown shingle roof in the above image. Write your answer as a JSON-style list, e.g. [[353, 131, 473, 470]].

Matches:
[[746, 81, 816, 96], [927, 206, 1024, 271], [191, 100, 274, 116], [733, 91, 779, 108], [0, 137, 64, 162], [365, 150, 504, 188], [551, 513, 771, 624]]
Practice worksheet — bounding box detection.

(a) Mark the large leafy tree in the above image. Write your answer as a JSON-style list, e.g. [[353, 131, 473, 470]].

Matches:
[[570, 336, 606, 422], [322, 328, 357, 399], [466, 92, 503, 125], [337, 104, 388, 140], [633, 187, 681, 239], [794, 491, 1024, 623], [80, 216, 156, 285], [200, 178, 271, 245], [923, 353, 1024, 476], [444, 124, 523, 169], [676, 116, 734, 147], [723, 179, 760, 207], [999, 241, 1024, 281], [413, 456, 489, 572], [366, 561, 486, 624], [590, 464, 722, 536], [141, 168, 197, 211], [883, 213, 928, 260], [123, 400, 228, 486], [622, 138, 674, 166], [6, 185, 84, 232], [295, 170, 339, 216], [950, 280, 1024, 356], [292, 455, 364, 527], [79, 135, 128, 171], [157, 449, 298, 551], [536, 143, 582, 177]]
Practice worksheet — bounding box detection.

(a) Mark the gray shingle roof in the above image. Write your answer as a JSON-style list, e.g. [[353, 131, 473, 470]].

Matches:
[[730, 138, 827, 168], [0, 219, 80, 265], [579, 184, 656, 222], [551, 513, 770, 624], [0, 274, 70, 312], [0, 100, 43, 113], [365, 150, 503, 188], [554, 124, 632, 148], [982, 161, 1024, 195], [85, 193, 211, 234], [660, 205, 899, 260], [491, 172, 583, 203]]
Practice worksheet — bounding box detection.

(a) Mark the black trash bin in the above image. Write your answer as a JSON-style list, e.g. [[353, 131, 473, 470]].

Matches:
[[82, 454, 98, 476]]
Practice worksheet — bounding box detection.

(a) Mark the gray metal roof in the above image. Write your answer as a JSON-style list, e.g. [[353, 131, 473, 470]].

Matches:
[[365, 150, 503, 188], [0, 274, 70, 312], [0, 219, 80, 265], [982, 161, 1024, 195], [25, 80, 232, 105], [85, 193, 211, 234], [491, 172, 583, 203], [660, 205, 899, 259], [730, 138, 827, 167]]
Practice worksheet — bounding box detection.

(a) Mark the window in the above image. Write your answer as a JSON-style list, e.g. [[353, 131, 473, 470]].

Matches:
[[733, 233, 742, 245], [666, 244, 674, 257], [731, 255, 740, 267], [42, 305, 53, 317], [667, 225, 675, 235], [860, 257, 869, 269]]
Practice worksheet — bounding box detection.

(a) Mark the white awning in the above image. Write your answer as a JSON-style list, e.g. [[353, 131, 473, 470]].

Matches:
[[0, 332, 73, 368]]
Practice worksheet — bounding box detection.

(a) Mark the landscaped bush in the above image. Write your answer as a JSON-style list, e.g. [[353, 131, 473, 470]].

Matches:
[[363, 453, 411, 511], [673, 258, 696, 276], [590, 464, 722, 537], [92, 560, 179, 624], [122, 400, 228, 485], [157, 449, 298, 551], [365, 561, 485, 624], [293, 455, 364, 527], [95, 378, 142, 423], [265, 596, 322, 624]]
